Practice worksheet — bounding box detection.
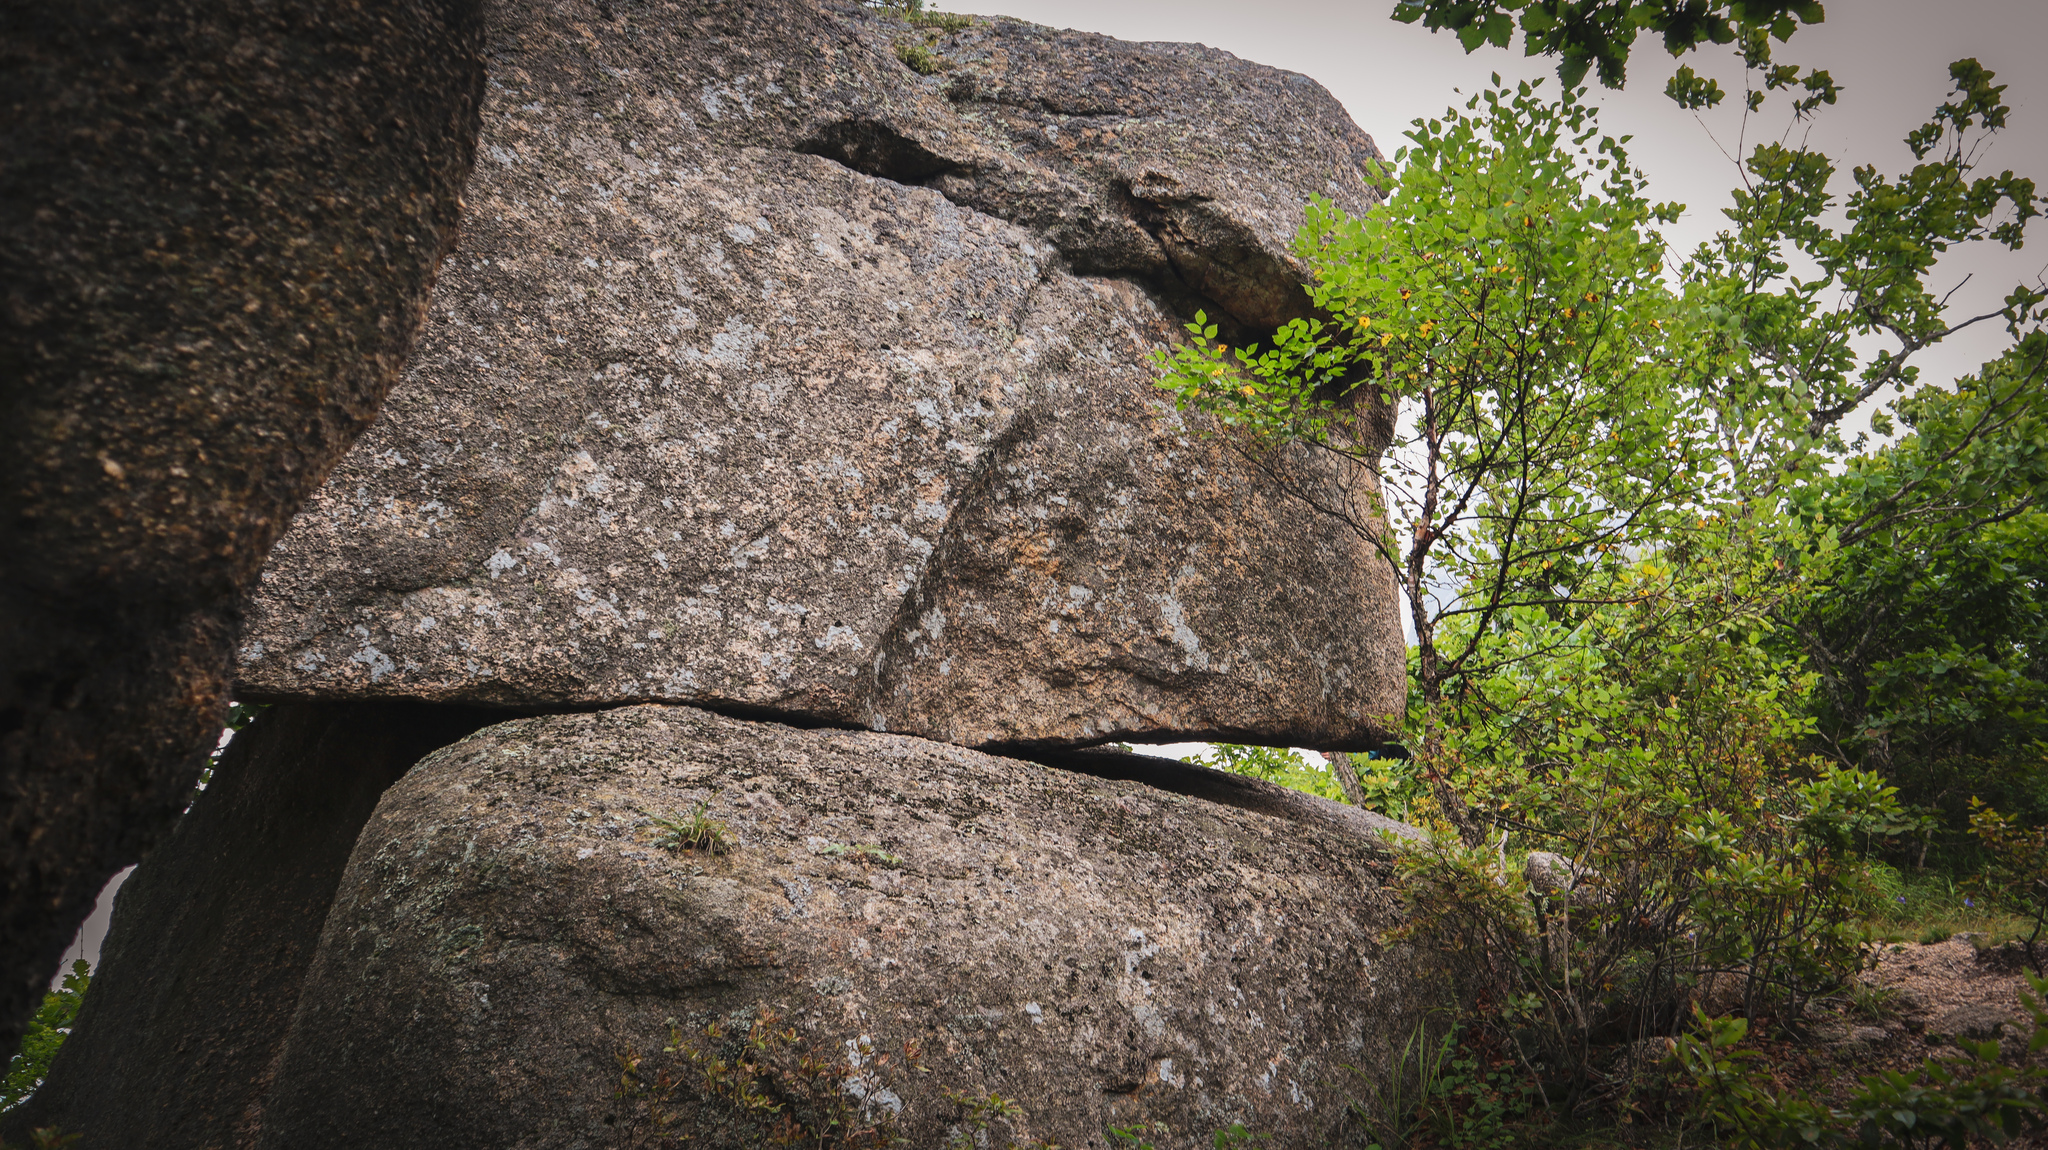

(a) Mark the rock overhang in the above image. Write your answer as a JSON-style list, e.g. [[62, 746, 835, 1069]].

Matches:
[[233, 0, 1408, 752]]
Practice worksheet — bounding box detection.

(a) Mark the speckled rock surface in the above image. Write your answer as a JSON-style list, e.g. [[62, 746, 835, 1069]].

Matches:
[[255, 705, 1438, 1148], [0, 1, 484, 1047], [234, 0, 1406, 751]]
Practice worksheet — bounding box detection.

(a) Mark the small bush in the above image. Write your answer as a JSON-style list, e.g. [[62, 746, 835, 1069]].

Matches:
[[2, 961, 90, 1113], [943, 1088, 1023, 1149], [1677, 976, 2048, 1148], [615, 1012, 917, 1148], [649, 802, 730, 855], [893, 40, 950, 76], [1969, 798, 2048, 973], [908, 9, 970, 32]]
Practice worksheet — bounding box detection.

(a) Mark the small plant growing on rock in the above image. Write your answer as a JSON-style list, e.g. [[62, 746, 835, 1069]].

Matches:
[[1844, 977, 1902, 1022], [615, 1011, 923, 1148], [871, 0, 966, 76], [818, 842, 902, 869], [867, 0, 970, 31], [1108, 1123, 1266, 1149], [1106, 1123, 1170, 1148], [944, 1087, 1024, 1148], [893, 40, 951, 76], [649, 802, 730, 855]]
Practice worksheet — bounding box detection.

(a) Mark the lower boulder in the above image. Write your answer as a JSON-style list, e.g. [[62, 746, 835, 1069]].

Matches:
[[254, 705, 1438, 1148]]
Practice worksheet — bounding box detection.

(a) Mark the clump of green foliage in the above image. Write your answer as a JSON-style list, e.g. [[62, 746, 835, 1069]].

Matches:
[[943, 1087, 1024, 1149], [1181, 744, 1349, 803], [906, 8, 970, 33], [615, 1011, 920, 1148], [1350, 1017, 1538, 1150], [1967, 799, 2048, 972], [1108, 1122, 1269, 1148], [894, 41, 950, 76], [1390, 0, 1832, 100], [649, 802, 731, 855], [2, 961, 89, 1115], [816, 842, 903, 868], [869, 0, 968, 74], [1677, 976, 2048, 1148]]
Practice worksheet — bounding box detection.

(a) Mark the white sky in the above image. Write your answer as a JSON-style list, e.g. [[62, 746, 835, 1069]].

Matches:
[[975, 0, 2048, 397]]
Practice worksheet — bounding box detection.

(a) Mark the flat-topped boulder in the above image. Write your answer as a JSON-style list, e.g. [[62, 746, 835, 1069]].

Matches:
[[234, 0, 1406, 751]]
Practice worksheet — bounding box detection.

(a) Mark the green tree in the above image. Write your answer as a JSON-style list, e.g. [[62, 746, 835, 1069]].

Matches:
[[1677, 59, 2048, 844], [1390, 0, 1834, 111], [1157, 80, 1717, 844], [1787, 341, 2048, 838]]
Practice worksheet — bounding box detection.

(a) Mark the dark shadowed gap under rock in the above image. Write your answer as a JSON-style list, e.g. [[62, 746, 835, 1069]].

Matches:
[[4, 702, 505, 1150], [794, 118, 960, 186], [793, 116, 1285, 351]]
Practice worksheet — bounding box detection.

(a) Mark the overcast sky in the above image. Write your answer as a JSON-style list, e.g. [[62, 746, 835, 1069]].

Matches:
[[976, 0, 2048, 395]]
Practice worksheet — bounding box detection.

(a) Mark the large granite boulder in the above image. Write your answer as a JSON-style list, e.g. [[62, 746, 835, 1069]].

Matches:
[[0, 0, 484, 1046], [244, 705, 1436, 1148], [233, 0, 1407, 752], [9, 706, 1423, 1150]]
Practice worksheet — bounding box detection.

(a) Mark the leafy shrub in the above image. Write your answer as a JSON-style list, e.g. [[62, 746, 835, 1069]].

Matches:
[[1, 961, 89, 1113], [942, 1088, 1022, 1149], [1676, 976, 2048, 1148], [1388, 600, 1904, 1111], [1182, 744, 1349, 803], [615, 1011, 918, 1148], [1968, 798, 2048, 972]]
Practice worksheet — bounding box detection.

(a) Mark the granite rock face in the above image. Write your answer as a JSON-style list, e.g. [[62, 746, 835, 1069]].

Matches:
[[253, 705, 1437, 1148], [0, 0, 484, 1046], [234, 0, 1407, 751]]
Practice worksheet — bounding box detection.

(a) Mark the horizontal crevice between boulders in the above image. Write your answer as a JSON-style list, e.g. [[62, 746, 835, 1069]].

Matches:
[[517, 697, 1425, 852], [271, 692, 1425, 852], [1026, 744, 1423, 849]]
